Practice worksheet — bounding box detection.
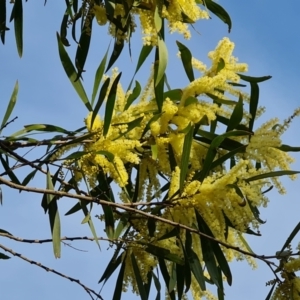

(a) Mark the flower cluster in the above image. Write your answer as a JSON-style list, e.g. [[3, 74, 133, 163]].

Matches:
[[93, 0, 209, 45], [66, 37, 298, 299]]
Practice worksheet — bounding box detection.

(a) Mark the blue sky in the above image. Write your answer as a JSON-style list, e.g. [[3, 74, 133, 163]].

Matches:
[[1, 1, 300, 299]]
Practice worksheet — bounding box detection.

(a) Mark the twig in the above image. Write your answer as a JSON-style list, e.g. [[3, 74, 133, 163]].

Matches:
[[0, 243, 104, 300], [0, 116, 18, 132]]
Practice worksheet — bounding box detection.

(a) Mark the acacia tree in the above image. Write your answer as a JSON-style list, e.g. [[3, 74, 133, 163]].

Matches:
[[1, 1, 300, 299]]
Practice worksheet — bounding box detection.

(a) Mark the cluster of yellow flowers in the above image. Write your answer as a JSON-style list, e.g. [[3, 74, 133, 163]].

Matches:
[[93, 0, 209, 45], [67, 37, 299, 298]]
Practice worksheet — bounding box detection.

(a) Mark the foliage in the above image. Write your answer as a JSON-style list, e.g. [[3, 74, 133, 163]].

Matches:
[[1, 1, 300, 300]]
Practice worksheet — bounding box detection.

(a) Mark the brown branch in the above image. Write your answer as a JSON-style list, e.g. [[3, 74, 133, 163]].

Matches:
[[0, 176, 289, 266], [0, 243, 104, 300]]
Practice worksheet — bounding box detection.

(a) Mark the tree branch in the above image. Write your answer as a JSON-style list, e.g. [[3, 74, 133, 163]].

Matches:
[[0, 243, 104, 300]]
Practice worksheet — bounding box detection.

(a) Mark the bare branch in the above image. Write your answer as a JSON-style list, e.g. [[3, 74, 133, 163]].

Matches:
[[0, 243, 104, 300]]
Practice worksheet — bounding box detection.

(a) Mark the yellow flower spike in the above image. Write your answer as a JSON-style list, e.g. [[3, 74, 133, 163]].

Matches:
[[93, 4, 108, 25]]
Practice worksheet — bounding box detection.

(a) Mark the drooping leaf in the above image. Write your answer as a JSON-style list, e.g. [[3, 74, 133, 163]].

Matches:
[[103, 72, 122, 136], [176, 263, 185, 299], [0, 154, 20, 185], [279, 222, 300, 254], [249, 82, 259, 131], [194, 130, 251, 182], [102, 204, 115, 239], [131, 253, 148, 300], [0, 81, 18, 134], [56, 32, 92, 111], [0, 252, 10, 259], [10, 0, 23, 57], [46, 169, 61, 258], [91, 77, 110, 129], [127, 45, 153, 91], [106, 39, 124, 72], [124, 80, 141, 110], [60, 9, 70, 46], [112, 255, 126, 300], [226, 94, 243, 132], [158, 258, 176, 300], [99, 252, 124, 283], [74, 15, 93, 81], [277, 144, 300, 152], [180, 123, 194, 192], [265, 283, 277, 300], [152, 271, 161, 300], [204, 0, 232, 32], [157, 226, 180, 241], [91, 45, 110, 106], [176, 41, 194, 82], [146, 244, 184, 265], [238, 73, 272, 83], [22, 170, 38, 187], [245, 170, 300, 182], [0, 0, 7, 44], [155, 37, 168, 87], [216, 58, 225, 73], [195, 210, 232, 286]]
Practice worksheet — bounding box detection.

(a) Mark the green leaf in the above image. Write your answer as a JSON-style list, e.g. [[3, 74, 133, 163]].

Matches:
[[1, 81, 18, 134], [158, 258, 176, 300], [245, 170, 300, 183], [124, 81, 141, 110], [106, 39, 124, 72], [91, 45, 110, 106], [226, 184, 246, 207], [62, 151, 89, 160], [265, 283, 277, 300], [188, 249, 206, 291], [216, 58, 225, 73], [0, 228, 12, 235], [146, 244, 184, 265], [131, 254, 148, 300], [144, 271, 152, 299], [176, 263, 185, 299], [169, 262, 177, 293], [127, 45, 153, 91], [22, 170, 38, 187], [180, 123, 194, 192], [0, 0, 7, 44], [114, 217, 128, 239], [99, 252, 123, 283], [154, 6, 162, 32], [152, 271, 161, 300], [163, 89, 183, 102], [176, 41, 194, 82], [195, 130, 251, 182], [155, 37, 168, 86], [75, 15, 94, 81], [147, 217, 156, 237], [277, 144, 300, 152], [279, 222, 300, 254], [238, 73, 272, 83], [56, 32, 92, 111], [10, 0, 23, 57], [204, 0, 232, 32], [112, 256, 126, 300], [0, 154, 20, 184], [103, 73, 122, 136], [141, 112, 162, 137], [237, 232, 255, 254], [60, 9, 70, 47], [102, 204, 115, 239], [157, 227, 180, 241], [195, 210, 221, 288], [65, 200, 88, 216], [91, 77, 110, 129], [0, 252, 10, 259], [46, 169, 61, 258], [115, 116, 144, 139], [248, 82, 259, 131], [226, 94, 243, 132]]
